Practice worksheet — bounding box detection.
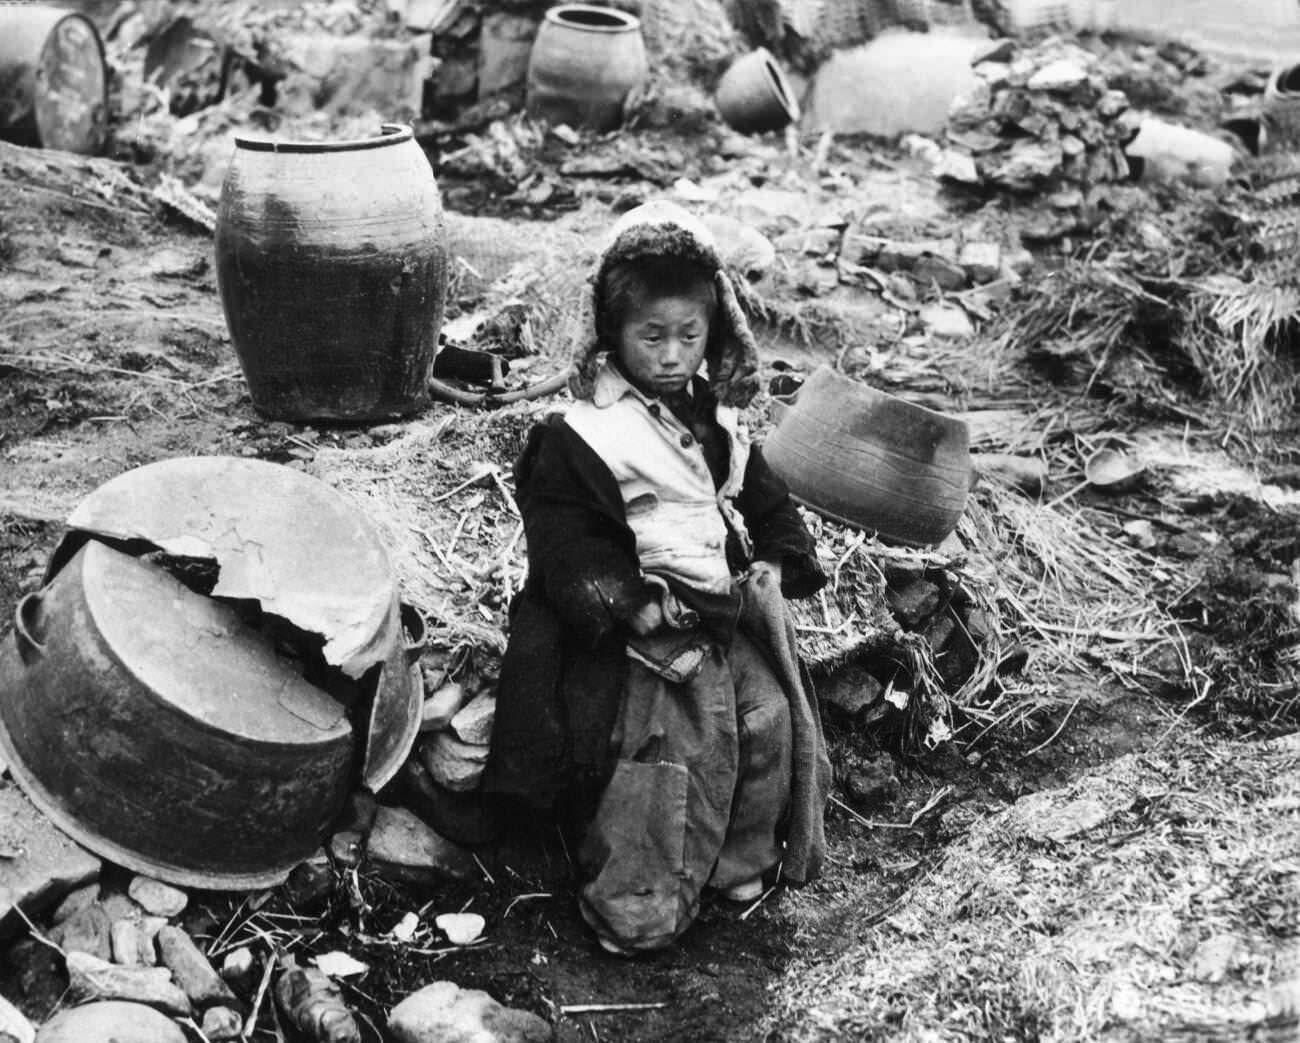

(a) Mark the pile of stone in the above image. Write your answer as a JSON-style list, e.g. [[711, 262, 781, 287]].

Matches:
[[399, 679, 501, 849], [935, 38, 1143, 197]]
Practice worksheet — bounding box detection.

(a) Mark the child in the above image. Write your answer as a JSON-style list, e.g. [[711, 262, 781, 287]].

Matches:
[[483, 201, 831, 955]]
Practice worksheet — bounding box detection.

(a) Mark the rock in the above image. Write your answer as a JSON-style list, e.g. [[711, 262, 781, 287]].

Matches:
[[1003, 247, 1035, 276], [156, 926, 237, 1011], [920, 613, 957, 656], [1188, 934, 1238, 983], [283, 852, 334, 911], [993, 140, 1064, 187], [200, 1006, 243, 1042], [65, 951, 192, 1017], [367, 806, 476, 885], [449, 693, 497, 746], [220, 948, 257, 994], [10, 939, 63, 1014], [420, 683, 467, 733], [919, 303, 974, 340], [50, 885, 98, 926], [877, 238, 957, 272], [0, 783, 101, 935], [138, 917, 166, 966], [700, 214, 776, 282], [1027, 59, 1088, 92], [971, 38, 1014, 65], [972, 452, 1046, 497], [111, 918, 143, 966], [420, 733, 489, 793], [886, 579, 941, 627], [98, 892, 143, 925], [911, 254, 967, 292], [127, 878, 187, 919], [33, 1000, 185, 1043], [839, 752, 899, 812], [839, 232, 888, 265], [1097, 89, 1129, 119], [478, 13, 538, 97], [275, 961, 361, 1043], [330, 831, 365, 868], [957, 242, 1001, 285], [818, 665, 885, 723], [48, 904, 111, 960], [401, 758, 501, 848], [389, 980, 552, 1043], [0, 994, 33, 1043]]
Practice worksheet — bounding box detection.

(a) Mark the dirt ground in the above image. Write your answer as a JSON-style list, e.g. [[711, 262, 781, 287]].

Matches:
[[2, 46, 1299, 1043]]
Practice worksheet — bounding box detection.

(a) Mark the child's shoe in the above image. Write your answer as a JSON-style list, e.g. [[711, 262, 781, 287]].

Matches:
[[720, 877, 764, 903]]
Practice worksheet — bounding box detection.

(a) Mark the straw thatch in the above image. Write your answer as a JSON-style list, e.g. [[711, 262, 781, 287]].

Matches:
[[764, 730, 1300, 1041]]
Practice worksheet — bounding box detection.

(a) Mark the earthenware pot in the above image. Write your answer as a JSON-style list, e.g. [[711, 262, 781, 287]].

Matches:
[[1265, 62, 1300, 151], [0, 541, 355, 889], [526, 4, 648, 132], [0, 6, 107, 155], [215, 123, 449, 421], [763, 365, 972, 546], [714, 48, 800, 135]]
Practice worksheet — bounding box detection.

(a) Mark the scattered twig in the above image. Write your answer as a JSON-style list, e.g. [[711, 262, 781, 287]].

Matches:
[[1020, 694, 1083, 759], [559, 1003, 671, 1015], [11, 903, 63, 955], [242, 947, 278, 1042]]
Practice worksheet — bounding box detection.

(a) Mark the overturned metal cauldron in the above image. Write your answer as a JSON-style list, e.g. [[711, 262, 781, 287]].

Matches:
[[0, 456, 426, 889]]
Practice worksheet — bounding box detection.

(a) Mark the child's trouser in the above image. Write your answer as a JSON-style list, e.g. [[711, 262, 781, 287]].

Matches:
[[576, 627, 792, 952]]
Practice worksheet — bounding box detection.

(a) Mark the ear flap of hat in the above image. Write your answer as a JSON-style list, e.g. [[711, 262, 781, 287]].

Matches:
[[566, 273, 602, 401], [707, 269, 761, 408]]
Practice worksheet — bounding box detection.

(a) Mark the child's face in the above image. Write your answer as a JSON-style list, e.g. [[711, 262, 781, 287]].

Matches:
[[615, 292, 712, 397]]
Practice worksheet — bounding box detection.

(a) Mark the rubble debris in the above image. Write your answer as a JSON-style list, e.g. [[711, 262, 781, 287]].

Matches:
[[420, 681, 468, 732], [0, 783, 101, 936], [434, 912, 485, 946], [156, 925, 238, 1011], [420, 732, 490, 792], [449, 692, 497, 745], [65, 951, 192, 1016], [367, 806, 477, 886], [49, 884, 98, 925], [109, 918, 143, 967], [400, 758, 501, 847], [32, 1000, 186, 1043], [274, 958, 362, 1043], [1125, 115, 1235, 187], [0, 994, 33, 1043], [388, 980, 553, 1043], [219, 947, 257, 993], [199, 1005, 243, 1043], [126, 877, 187, 919], [48, 904, 111, 960], [938, 38, 1144, 203]]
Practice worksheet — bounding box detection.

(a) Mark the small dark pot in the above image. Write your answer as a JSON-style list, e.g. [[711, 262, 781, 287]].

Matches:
[[715, 48, 800, 135]]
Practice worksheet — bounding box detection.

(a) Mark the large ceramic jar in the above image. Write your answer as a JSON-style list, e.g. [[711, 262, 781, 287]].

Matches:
[[215, 124, 449, 422], [764, 365, 972, 547], [526, 4, 648, 133]]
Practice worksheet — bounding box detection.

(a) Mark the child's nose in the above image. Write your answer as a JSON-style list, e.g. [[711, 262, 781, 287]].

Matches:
[[661, 338, 684, 364]]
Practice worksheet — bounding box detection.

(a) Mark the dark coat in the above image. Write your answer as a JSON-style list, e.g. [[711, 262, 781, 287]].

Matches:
[[482, 411, 826, 806]]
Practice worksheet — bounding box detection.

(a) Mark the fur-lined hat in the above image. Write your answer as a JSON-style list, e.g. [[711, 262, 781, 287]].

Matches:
[[567, 201, 761, 407]]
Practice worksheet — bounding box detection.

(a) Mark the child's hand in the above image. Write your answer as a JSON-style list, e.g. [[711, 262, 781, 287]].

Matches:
[[627, 599, 665, 636], [750, 559, 784, 587]]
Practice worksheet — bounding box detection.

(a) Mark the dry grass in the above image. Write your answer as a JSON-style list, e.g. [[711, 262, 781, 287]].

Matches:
[[764, 730, 1300, 1042]]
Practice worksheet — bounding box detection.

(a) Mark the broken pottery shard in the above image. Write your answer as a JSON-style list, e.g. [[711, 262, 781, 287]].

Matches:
[[61, 458, 397, 679], [200, 1006, 243, 1043], [1027, 59, 1088, 92], [420, 682, 466, 733], [919, 303, 975, 340], [50, 884, 98, 925], [156, 925, 238, 1010], [434, 912, 485, 946], [127, 877, 188, 919], [110, 918, 142, 966], [65, 951, 192, 1017], [367, 806, 476, 885], [0, 782, 101, 936], [388, 980, 553, 1043], [33, 1001, 185, 1043], [48, 903, 111, 960], [420, 733, 489, 793], [0, 995, 33, 1043], [957, 242, 1001, 285], [449, 693, 496, 746]]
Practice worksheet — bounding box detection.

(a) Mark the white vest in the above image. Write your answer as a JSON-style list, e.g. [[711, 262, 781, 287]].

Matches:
[[564, 366, 752, 595]]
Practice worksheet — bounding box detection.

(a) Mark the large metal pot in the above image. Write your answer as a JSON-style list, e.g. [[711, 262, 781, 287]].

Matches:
[[214, 123, 450, 421], [43, 456, 424, 793], [0, 541, 354, 890]]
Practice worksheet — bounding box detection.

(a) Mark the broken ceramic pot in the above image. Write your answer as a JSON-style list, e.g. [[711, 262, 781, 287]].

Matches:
[[1084, 446, 1146, 492], [0, 456, 426, 888]]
